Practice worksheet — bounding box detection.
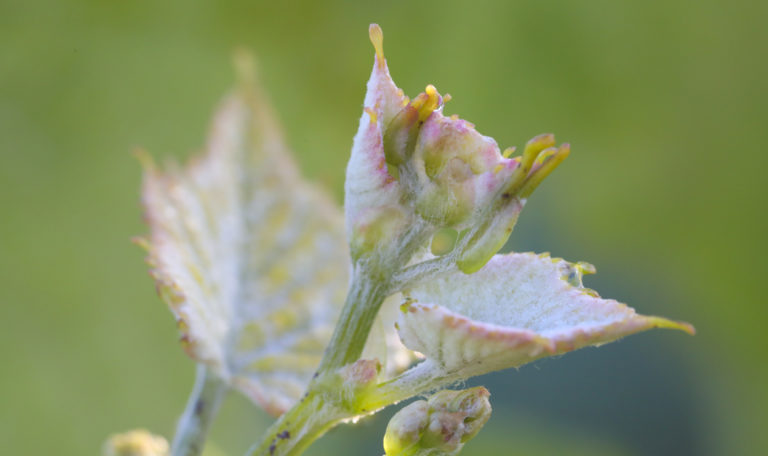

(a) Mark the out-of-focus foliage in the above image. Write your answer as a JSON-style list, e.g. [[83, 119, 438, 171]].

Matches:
[[138, 68, 351, 417], [0, 1, 765, 455], [103, 429, 169, 456]]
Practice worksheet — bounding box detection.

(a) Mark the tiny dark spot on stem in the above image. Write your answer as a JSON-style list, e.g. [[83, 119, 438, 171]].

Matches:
[[194, 400, 205, 416], [277, 430, 291, 440], [501, 192, 511, 200], [269, 439, 277, 455], [313, 372, 319, 379]]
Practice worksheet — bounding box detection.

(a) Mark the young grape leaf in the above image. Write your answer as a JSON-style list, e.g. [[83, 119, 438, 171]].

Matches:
[[138, 59, 351, 415], [397, 252, 694, 380]]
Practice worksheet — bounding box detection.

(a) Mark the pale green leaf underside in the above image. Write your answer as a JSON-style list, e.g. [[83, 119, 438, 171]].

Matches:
[[398, 252, 693, 379], [140, 82, 351, 415]]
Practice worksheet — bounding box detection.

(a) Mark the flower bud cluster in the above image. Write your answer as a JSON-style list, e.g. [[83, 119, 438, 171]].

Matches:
[[346, 25, 569, 274]]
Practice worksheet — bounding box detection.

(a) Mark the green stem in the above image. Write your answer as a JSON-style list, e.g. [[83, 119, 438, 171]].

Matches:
[[317, 223, 432, 372], [360, 360, 453, 411], [316, 264, 390, 372], [170, 365, 228, 456], [245, 265, 395, 456], [245, 267, 387, 456], [248, 225, 433, 456], [245, 392, 347, 456]]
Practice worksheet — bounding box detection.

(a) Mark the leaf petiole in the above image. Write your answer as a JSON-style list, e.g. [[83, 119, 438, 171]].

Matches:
[[170, 365, 228, 456]]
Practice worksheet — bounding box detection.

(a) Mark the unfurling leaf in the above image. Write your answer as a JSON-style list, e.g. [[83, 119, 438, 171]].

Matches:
[[345, 25, 568, 273], [397, 252, 694, 380]]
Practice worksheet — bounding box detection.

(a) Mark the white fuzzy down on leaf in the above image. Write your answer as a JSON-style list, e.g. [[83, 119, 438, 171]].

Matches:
[[397, 252, 693, 379], [344, 55, 406, 243]]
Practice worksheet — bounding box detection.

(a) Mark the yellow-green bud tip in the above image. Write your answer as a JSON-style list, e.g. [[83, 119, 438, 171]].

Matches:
[[410, 84, 442, 122], [369, 24, 384, 61], [232, 48, 258, 87]]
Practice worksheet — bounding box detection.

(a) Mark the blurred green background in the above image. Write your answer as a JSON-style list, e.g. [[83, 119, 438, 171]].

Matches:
[[1, 1, 766, 455]]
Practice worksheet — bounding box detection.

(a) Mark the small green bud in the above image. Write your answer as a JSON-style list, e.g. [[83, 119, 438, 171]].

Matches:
[[326, 359, 382, 412], [349, 206, 410, 260], [456, 197, 523, 273], [383, 387, 492, 456], [383, 84, 442, 168], [456, 139, 570, 273]]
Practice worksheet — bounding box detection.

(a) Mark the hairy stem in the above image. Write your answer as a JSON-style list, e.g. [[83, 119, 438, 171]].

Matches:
[[249, 225, 433, 456], [316, 264, 390, 372], [319, 222, 431, 371], [171, 365, 228, 456], [245, 268, 387, 456], [360, 360, 455, 411], [246, 392, 347, 456]]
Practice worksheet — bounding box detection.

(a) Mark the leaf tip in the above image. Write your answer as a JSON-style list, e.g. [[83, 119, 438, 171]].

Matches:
[[369, 24, 384, 61], [233, 47, 258, 88], [133, 147, 155, 172], [131, 235, 150, 251], [648, 316, 696, 336]]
